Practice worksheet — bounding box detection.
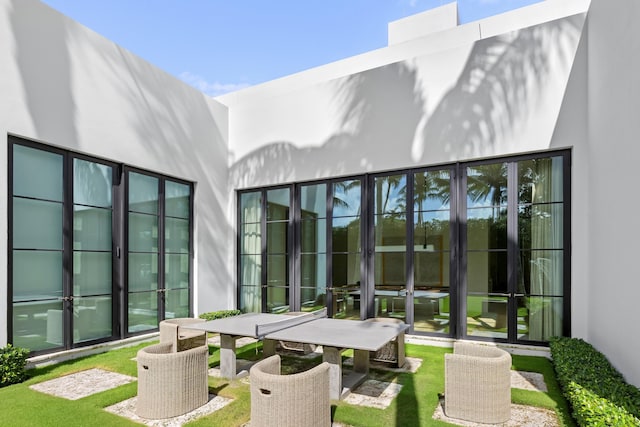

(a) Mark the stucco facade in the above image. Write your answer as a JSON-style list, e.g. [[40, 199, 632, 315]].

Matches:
[[1, 0, 639, 387]]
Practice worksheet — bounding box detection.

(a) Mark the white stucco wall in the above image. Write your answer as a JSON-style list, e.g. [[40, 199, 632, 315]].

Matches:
[[388, 2, 458, 46], [224, 8, 586, 189], [586, 0, 640, 387], [0, 0, 232, 346]]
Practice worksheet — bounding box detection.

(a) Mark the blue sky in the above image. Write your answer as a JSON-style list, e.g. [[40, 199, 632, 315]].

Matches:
[[41, 0, 542, 96]]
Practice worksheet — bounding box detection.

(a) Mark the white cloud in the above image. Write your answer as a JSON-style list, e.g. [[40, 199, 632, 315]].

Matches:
[[179, 71, 251, 97]]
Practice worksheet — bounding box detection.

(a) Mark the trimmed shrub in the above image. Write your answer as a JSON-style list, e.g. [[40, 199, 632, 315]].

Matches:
[[199, 309, 241, 321], [0, 344, 29, 388], [550, 336, 640, 426]]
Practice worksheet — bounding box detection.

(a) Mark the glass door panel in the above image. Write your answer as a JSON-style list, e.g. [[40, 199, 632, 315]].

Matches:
[[465, 163, 509, 339], [11, 144, 64, 352], [164, 181, 191, 319], [330, 180, 361, 319], [373, 174, 407, 320], [239, 191, 263, 313], [299, 184, 327, 312], [265, 188, 290, 313], [127, 172, 159, 333], [414, 169, 452, 334], [516, 156, 565, 341], [72, 159, 114, 343]]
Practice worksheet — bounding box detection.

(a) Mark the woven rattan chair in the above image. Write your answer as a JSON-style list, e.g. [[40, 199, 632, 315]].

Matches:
[[159, 318, 207, 352], [364, 317, 406, 367], [250, 355, 331, 427], [136, 342, 209, 419], [444, 342, 512, 424]]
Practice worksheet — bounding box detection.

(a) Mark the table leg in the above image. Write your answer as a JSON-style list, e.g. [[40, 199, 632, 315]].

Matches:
[[219, 334, 237, 379], [322, 346, 343, 400], [396, 332, 406, 368], [353, 348, 369, 374], [263, 338, 277, 357]]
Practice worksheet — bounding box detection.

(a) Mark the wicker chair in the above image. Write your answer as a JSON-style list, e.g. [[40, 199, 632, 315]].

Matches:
[[136, 342, 209, 419], [250, 355, 331, 427], [159, 318, 207, 352], [444, 342, 512, 424], [364, 317, 406, 368]]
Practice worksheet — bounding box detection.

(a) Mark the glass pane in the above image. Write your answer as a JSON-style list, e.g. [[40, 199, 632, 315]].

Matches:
[[374, 214, 406, 248], [332, 217, 360, 252], [414, 211, 450, 250], [12, 251, 63, 301], [519, 250, 563, 296], [165, 254, 189, 289], [300, 184, 326, 218], [13, 144, 63, 201], [240, 192, 262, 223], [301, 219, 326, 253], [74, 206, 112, 251], [13, 301, 63, 351], [165, 181, 190, 218], [332, 253, 360, 286], [467, 251, 508, 294], [266, 286, 289, 313], [267, 254, 288, 286], [128, 253, 158, 292], [518, 204, 563, 250], [466, 295, 508, 339], [266, 222, 288, 254], [240, 222, 262, 255], [73, 296, 112, 342], [165, 217, 189, 253], [13, 198, 63, 250], [128, 213, 158, 252], [73, 159, 112, 207], [466, 163, 507, 208], [300, 287, 326, 312], [129, 172, 158, 214], [374, 175, 406, 214], [525, 296, 563, 341], [333, 180, 361, 217], [374, 252, 405, 286], [518, 156, 564, 204], [267, 188, 290, 220], [415, 170, 451, 211], [73, 252, 112, 295], [240, 285, 261, 313], [301, 254, 327, 286], [467, 207, 507, 250], [414, 251, 449, 287], [165, 289, 190, 318], [413, 292, 450, 334], [128, 291, 158, 333], [240, 255, 262, 286], [331, 287, 359, 319]]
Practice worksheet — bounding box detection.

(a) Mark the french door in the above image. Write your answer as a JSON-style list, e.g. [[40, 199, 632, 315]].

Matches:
[[237, 150, 570, 345], [10, 142, 117, 353], [9, 138, 194, 355], [461, 156, 569, 343]]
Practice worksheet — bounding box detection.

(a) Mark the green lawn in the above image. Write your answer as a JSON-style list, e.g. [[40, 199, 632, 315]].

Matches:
[[0, 341, 575, 427]]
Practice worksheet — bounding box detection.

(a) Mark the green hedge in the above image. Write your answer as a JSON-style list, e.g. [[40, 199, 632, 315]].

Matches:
[[199, 309, 241, 321], [0, 344, 29, 388], [550, 337, 640, 426]]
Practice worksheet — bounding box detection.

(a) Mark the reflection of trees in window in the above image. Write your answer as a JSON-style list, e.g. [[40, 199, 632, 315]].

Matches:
[[467, 164, 508, 292]]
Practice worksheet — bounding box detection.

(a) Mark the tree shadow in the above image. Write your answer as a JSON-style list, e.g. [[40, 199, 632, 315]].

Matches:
[[418, 15, 584, 161], [229, 60, 426, 187]]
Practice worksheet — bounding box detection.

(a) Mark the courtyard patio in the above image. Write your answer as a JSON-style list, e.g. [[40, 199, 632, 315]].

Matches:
[[0, 337, 571, 427]]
